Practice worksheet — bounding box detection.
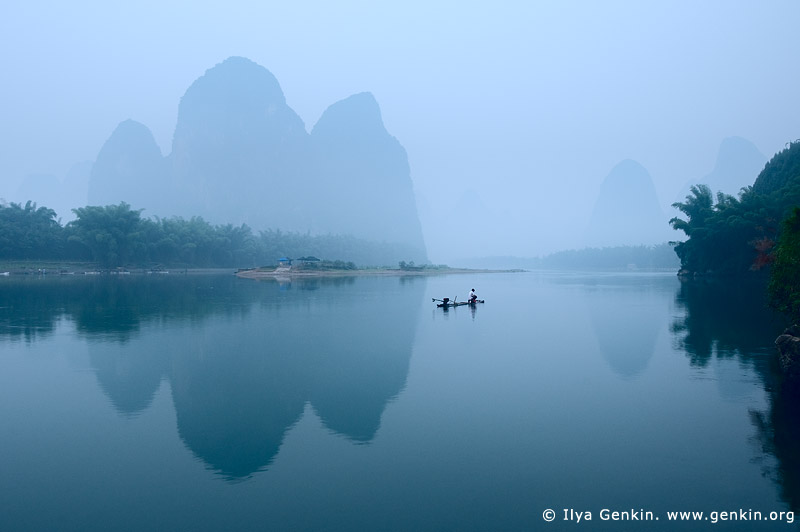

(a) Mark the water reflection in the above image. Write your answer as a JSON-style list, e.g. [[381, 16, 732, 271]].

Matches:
[[0, 275, 256, 342], [432, 302, 481, 320], [90, 337, 170, 415], [0, 274, 424, 480], [171, 281, 421, 478], [671, 276, 781, 366], [550, 273, 674, 378], [583, 277, 671, 379], [0, 276, 76, 342], [169, 325, 308, 479], [670, 276, 800, 510]]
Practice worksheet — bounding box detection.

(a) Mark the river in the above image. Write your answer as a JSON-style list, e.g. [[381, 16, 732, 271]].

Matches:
[[0, 271, 794, 531]]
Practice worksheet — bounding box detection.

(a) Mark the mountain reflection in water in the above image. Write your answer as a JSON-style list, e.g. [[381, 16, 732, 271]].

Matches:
[[8, 271, 800, 530], [583, 276, 673, 379], [0, 274, 424, 480]]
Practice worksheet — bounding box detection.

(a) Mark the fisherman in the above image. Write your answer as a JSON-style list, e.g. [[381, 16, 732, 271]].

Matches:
[[468, 288, 478, 303]]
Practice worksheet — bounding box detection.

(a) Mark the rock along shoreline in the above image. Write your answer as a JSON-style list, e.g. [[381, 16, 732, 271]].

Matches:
[[777, 325, 800, 379]]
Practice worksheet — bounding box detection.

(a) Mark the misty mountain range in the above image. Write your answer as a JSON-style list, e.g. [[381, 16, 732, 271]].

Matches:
[[7, 57, 768, 263], [583, 137, 766, 249], [674, 136, 767, 202], [6, 57, 426, 265], [90, 56, 427, 263], [584, 159, 672, 248], [14, 162, 92, 226]]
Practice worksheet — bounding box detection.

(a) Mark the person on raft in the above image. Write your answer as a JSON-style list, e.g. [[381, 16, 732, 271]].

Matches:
[[468, 288, 478, 303]]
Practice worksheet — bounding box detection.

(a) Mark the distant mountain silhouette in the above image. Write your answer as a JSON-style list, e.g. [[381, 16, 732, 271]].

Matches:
[[310, 92, 426, 255], [169, 56, 308, 229], [417, 188, 518, 262], [675, 136, 767, 202], [89, 119, 166, 211], [584, 159, 672, 247], [89, 57, 427, 264], [15, 161, 91, 222], [15, 173, 60, 208], [61, 161, 92, 219]]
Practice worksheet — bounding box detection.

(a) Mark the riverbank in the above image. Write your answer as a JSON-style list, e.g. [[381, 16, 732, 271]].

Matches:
[[236, 266, 521, 280], [0, 260, 234, 276], [0, 261, 521, 278]]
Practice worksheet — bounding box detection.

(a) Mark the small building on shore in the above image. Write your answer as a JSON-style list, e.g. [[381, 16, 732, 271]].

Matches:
[[276, 257, 292, 271]]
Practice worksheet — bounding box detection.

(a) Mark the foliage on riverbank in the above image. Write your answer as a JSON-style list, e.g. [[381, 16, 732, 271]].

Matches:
[[534, 243, 679, 270], [769, 207, 800, 322], [291, 259, 357, 271], [0, 201, 414, 268], [670, 141, 800, 276], [398, 261, 451, 271], [668, 140, 800, 323]]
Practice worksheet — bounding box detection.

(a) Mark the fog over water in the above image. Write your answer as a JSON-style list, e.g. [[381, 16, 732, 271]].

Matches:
[[2, 1, 799, 263]]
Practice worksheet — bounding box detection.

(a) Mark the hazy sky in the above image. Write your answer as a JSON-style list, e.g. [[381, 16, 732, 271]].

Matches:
[[2, 1, 799, 261]]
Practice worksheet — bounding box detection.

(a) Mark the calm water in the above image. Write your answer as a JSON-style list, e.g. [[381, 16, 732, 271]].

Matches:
[[0, 271, 796, 531]]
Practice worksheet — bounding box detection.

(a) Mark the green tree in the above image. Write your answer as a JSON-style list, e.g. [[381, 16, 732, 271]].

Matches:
[[67, 203, 145, 267], [670, 185, 715, 272], [769, 207, 800, 322], [0, 201, 64, 259]]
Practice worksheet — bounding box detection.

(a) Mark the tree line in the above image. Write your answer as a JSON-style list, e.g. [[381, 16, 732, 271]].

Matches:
[[533, 243, 680, 270], [0, 201, 405, 268], [670, 140, 800, 321]]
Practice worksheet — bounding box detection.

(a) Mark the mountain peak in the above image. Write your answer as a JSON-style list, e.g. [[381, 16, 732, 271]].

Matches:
[[311, 92, 385, 141], [182, 56, 287, 108], [711, 137, 766, 188], [584, 160, 671, 247], [106, 120, 161, 151], [675, 136, 766, 201], [89, 119, 164, 209], [172, 56, 304, 152], [89, 58, 427, 264]]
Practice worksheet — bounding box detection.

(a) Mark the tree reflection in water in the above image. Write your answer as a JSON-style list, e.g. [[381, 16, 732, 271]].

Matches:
[[0, 274, 424, 480], [671, 276, 800, 510]]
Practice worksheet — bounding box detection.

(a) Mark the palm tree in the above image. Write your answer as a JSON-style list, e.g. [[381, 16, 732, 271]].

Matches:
[[669, 184, 714, 237]]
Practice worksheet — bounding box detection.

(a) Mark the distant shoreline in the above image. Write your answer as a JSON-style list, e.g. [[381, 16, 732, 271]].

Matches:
[[0, 260, 522, 278], [0, 260, 235, 276], [235, 267, 522, 280]]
